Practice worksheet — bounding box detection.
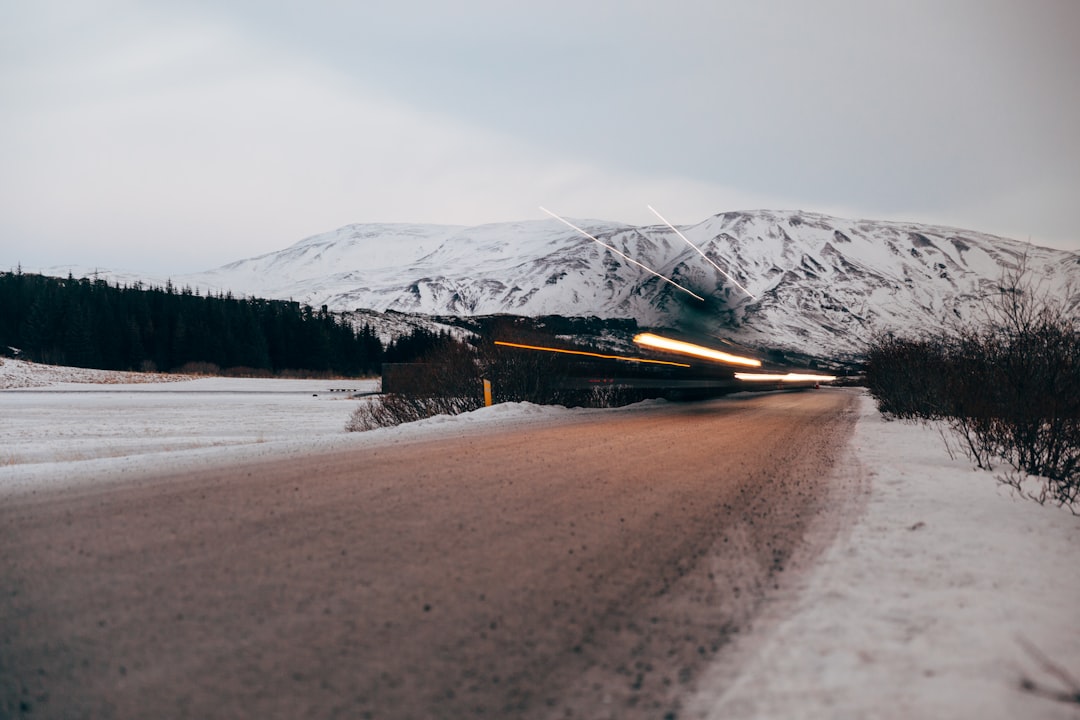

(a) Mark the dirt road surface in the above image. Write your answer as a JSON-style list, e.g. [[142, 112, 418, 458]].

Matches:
[[1, 389, 861, 719]]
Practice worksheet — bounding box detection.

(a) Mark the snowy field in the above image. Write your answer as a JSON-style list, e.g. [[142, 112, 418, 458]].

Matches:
[[0, 358, 583, 494], [1, 358, 1077, 718], [0, 358, 378, 468]]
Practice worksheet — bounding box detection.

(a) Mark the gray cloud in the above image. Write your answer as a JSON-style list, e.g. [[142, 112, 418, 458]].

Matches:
[[2, 0, 1077, 274]]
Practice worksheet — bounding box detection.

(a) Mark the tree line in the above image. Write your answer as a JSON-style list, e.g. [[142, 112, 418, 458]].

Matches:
[[0, 271, 453, 376]]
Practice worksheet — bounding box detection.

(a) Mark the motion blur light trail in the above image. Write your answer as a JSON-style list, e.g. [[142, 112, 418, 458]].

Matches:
[[735, 372, 838, 383], [647, 205, 757, 300], [494, 341, 691, 367], [633, 333, 762, 367], [539, 207, 705, 302]]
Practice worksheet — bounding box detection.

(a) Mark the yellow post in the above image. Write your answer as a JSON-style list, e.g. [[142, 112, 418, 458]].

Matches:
[[483, 379, 493, 407]]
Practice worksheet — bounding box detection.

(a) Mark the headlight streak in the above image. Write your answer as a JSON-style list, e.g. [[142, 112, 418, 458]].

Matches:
[[633, 333, 762, 367], [494, 340, 691, 367], [647, 204, 757, 300], [536, 206, 833, 380], [734, 372, 838, 383], [539, 206, 705, 302]]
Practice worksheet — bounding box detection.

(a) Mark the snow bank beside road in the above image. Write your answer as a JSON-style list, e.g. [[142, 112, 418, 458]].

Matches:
[[691, 393, 1080, 720], [0, 361, 594, 496]]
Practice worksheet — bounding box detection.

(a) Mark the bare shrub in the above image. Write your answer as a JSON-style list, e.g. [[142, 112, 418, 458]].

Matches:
[[588, 383, 629, 409], [175, 361, 221, 376], [221, 366, 274, 378], [276, 368, 347, 380], [347, 340, 484, 431], [967, 262, 1080, 509], [865, 259, 1079, 510], [345, 392, 480, 431], [864, 334, 951, 419], [347, 331, 654, 431], [478, 339, 659, 408], [478, 342, 574, 406], [472, 319, 663, 408]]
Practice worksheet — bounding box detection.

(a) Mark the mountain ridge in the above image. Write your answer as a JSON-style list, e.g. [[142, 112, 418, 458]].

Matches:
[[30, 210, 1080, 360]]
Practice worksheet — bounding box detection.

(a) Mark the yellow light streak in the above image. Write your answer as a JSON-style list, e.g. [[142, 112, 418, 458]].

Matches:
[[539, 206, 705, 302], [494, 340, 691, 367], [734, 372, 838, 383], [647, 204, 758, 300], [633, 333, 762, 367]]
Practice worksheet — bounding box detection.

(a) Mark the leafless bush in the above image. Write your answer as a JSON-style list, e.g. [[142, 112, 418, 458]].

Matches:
[[347, 340, 483, 431], [477, 342, 574, 406], [174, 361, 221, 376], [347, 332, 651, 431], [864, 334, 951, 419], [865, 259, 1079, 511], [221, 366, 274, 378], [345, 392, 481, 431], [477, 338, 655, 408], [586, 383, 656, 408]]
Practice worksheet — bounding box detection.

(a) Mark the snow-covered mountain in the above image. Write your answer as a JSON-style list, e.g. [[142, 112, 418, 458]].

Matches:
[[39, 211, 1080, 360]]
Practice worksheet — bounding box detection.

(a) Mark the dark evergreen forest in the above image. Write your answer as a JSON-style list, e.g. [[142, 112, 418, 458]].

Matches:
[[0, 271, 455, 376]]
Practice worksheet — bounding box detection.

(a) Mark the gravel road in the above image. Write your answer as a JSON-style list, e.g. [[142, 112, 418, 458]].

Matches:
[[1, 389, 861, 719]]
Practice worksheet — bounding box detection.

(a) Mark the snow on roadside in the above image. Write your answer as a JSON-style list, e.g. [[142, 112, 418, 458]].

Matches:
[[0, 361, 597, 496], [0, 360, 381, 468], [689, 393, 1080, 720], [0, 357, 189, 388]]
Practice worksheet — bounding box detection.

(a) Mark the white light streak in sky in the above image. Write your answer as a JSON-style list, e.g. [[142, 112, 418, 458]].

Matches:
[[539, 207, 705, 302], [647, 205, 757, 300]]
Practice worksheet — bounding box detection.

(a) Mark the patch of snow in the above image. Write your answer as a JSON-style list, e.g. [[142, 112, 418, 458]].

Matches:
[[689, 393, 1080, 720], [0, 370, 594, 496], [0, 357, 190, 389]]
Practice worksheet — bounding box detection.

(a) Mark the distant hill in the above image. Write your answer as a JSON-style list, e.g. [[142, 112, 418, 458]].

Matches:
[[35, 210, 1080, 360]]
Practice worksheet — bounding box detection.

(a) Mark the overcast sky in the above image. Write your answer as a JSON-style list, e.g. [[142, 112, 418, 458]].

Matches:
[[2, 0, 1078, 274]]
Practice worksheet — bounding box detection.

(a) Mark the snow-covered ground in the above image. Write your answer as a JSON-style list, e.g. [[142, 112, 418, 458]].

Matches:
[[0, 357, 189, 388], [0, 358, 379, 469], [1, 359, 1077, 718], [687, 397, 1080, 719], [0, 358, 580, 494]]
